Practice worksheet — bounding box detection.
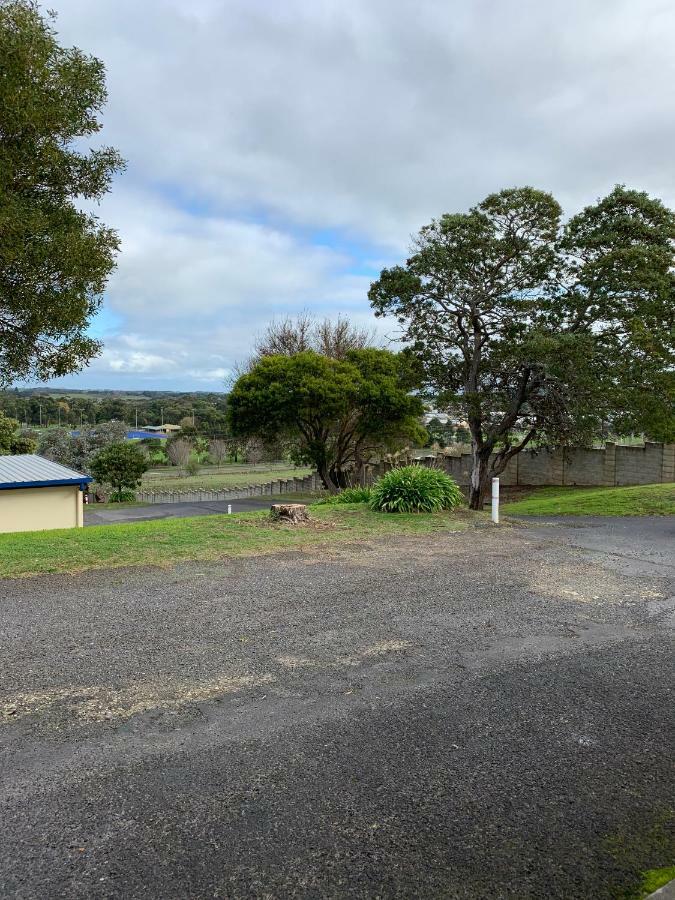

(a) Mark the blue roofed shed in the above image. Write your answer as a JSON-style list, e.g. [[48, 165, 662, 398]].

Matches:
[[0, 455, 92, 534]]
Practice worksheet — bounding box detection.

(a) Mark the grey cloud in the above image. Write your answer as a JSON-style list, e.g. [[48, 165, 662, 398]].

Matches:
[[43, 0, 675, 388]]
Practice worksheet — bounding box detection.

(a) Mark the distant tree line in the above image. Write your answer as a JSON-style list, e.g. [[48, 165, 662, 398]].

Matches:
[[0, 391, 230, 435]]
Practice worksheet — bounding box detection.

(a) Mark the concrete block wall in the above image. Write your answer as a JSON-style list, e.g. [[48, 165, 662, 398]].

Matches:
[[563, 448, 606, 486], [615, 442, 666, 486], [110, 444, 673, 505], [368, 442, 674, 489], [515, 449, 564, 486]]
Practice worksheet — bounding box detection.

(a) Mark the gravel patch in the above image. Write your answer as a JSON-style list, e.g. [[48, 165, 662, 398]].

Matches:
[[0, 520, 673, 898]]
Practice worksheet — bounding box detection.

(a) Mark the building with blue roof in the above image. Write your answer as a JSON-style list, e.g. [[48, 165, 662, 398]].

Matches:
[[0, 454, 92, 534]]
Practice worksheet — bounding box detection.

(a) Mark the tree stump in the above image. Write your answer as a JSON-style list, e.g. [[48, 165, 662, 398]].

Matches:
[[270, 503, 309, 524]]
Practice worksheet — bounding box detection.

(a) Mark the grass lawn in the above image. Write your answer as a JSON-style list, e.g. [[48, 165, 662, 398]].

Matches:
[[0, 504, 484, 579], [636, 867, 675, 898], [503, 483, 675, 517], [141, 465, 313, 492]]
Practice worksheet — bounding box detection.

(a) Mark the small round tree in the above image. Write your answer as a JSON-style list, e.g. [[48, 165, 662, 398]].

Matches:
[[90, 442, 148, 502]]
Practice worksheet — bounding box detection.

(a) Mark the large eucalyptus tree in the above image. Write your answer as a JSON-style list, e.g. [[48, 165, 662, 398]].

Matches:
[[0, 0, 124, 384], [369, 186, 674, 508]]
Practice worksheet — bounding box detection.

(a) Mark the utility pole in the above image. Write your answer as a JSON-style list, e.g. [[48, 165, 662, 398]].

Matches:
[[135, 408, 138, 429]]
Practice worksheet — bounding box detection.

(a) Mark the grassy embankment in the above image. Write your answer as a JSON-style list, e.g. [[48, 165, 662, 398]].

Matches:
[[0, 504, 483, 579], [503, 483, 674, 517]]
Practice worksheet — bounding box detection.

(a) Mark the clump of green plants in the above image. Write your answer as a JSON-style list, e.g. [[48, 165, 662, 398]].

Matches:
[[185, 455, 201, 476], [90, 442, 148, 500], [317, 486, 372, 504], [108, 489, 136, 504], [369, 465, 463, 513]]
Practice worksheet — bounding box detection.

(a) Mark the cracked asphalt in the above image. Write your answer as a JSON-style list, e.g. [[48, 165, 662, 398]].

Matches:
[[0, 516, 673, 898]]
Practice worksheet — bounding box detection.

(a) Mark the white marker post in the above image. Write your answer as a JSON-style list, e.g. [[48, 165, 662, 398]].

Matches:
[[491, 477, 499, 524], [227, 504, 232, 515]]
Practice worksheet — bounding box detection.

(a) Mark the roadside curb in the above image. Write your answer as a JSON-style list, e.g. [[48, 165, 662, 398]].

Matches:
[[646, 879, 675, 899]]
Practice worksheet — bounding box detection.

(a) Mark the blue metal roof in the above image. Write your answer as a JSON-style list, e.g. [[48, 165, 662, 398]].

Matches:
[[69, 430, 167, 440], [0, 455, 92, 491], [125, 430, 168, 440]]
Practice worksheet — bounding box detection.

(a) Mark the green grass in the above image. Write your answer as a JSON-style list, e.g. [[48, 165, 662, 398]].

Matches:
[[503, 483, 675, 517], [638, 866, 675, 897], [0, 503, 483, 579], [603, 811, 675, 899], [141, 465, 313, 492]]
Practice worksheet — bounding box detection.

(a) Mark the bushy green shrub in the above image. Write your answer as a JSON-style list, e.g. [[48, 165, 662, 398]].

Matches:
[[185, 455, 201, 476], [369, 465, 463, 513], [108, 489, 136, 503], [317, 486, 372, 504]]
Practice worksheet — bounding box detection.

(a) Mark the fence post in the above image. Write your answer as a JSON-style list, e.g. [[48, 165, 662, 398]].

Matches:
[[491, 477, 499, 524]]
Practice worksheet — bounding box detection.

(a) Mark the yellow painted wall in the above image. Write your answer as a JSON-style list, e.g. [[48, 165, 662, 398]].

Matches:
[[0, 485, 83, 534]]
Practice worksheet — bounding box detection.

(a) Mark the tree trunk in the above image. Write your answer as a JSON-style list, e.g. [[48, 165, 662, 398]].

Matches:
[[317, 466, 339, 493], [468, 445, 492, 510], [270, 503, 309, 524], [328, 467, 350, 490]]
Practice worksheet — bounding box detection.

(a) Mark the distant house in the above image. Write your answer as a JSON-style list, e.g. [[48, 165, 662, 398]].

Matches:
[[142, 424, 181, 435], [0, 455, 91, 534], [125, 430, 168, 440], [70, 429, 169, 441]]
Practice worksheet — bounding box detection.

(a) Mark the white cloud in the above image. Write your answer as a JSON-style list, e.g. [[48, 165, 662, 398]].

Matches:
[[40, 0, 675, 389]]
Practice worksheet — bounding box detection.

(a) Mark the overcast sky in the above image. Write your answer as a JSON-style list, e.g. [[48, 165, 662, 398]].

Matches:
[[42, 0, 675, 392]]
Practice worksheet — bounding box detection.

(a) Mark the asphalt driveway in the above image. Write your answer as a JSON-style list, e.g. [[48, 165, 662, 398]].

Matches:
[[0, 518, 673, 898], [85, 496, 274, 525]]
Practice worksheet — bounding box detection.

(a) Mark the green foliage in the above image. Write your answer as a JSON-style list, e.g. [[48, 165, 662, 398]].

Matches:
[[425, 416, 455, 447], [9, 433, 36, 454], [89, 442, 148, 495], [0, 412, 33, 453], [37, 419, 127, 473], [0, 390, 230, 435], [369, 465, 463, 513], [0, 0, 125, 384], [108, 489, 136, 504], [0, 412, 18, 453], [370, 185, 675, 507], [317, 486, 373, 504], [185, 455, 200, 476], [227, 348, 426, 491]]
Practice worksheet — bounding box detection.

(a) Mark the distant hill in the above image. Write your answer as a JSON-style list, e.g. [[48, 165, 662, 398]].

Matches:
[[9, 388, 225, 399]]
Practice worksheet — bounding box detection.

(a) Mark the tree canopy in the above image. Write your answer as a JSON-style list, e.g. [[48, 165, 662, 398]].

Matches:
[[227, 348, 425, 491], [89, 442, 148, 498], [0, 410, 35, 453], [0, 0, 124, 384], [37, 419, 127, 472], [369, 186, 675, 508]]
